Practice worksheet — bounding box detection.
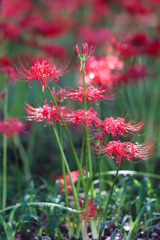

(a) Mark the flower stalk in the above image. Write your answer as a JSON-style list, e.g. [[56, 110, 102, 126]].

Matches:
[[103, 166, 120, 222]]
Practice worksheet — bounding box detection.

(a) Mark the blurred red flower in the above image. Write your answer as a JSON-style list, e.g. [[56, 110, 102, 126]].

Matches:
[[0, 117, 25, 138]]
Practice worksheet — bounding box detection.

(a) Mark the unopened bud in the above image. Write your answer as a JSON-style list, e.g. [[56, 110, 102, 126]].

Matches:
[[73, 44, 79, 56], [82, 42, 88, 55], [88, 45, 95, 57], [0, 90, 6, 99]]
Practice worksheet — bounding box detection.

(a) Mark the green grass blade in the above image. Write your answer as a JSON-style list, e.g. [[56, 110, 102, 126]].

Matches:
[[99, 220, 115, 240], [0, 215, 13, 240]]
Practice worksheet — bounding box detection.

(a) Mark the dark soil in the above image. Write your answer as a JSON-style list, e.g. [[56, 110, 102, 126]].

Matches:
[[14, 221, 160, 240]]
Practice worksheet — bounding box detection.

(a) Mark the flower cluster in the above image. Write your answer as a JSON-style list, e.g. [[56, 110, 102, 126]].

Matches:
[[95, 138, 156, 164], [56, 167, 85, 195], [25, 100, 68, 125], [62, 85, 117, 104], [13, 58, 69, 89], [78, 196, 97, 224], [0, 117, 25, 138], [95, 117, 145, 139]]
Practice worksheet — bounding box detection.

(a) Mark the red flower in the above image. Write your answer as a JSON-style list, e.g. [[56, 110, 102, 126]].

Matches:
[[84, 55, 123, 87], [0, 55, 16, 80], [95, 117, 145, 139], [95, 138, 156, 164], [74, 43, 95, 60], [39, 44, 66, 59], [25, 100, 67, 124], [78, 196, 97, 224], [62, 85, 117, 104], [56, 167, 85, 195], [123, 1, 152, 16], [65, 107, 97, 127], [0, 117, 25, 138], [13, 58, 69, 89]]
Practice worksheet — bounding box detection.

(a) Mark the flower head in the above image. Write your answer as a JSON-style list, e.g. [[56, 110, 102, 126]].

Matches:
[[95, 138, 156, 164], [62, 85, 117, 104], [65, 107, 97, 127], [78, 196, 97, 224], [13, 58, 69, 89], [0, 117, 25, 138], [25, 100, 67, 125], [73, 43, 95, 61], [84, 55, 123, 87], [56, 167, 85, 195], [95, 117, 145, 139]]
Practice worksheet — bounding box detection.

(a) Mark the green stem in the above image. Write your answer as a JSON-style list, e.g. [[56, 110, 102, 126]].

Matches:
[[13, 135, 31, 181], [58, 124, 72, 238], [46, 83, 86, 192], [52, 123, 79, 210], [2, 134, 7, 210], [98, 160, 102, 233], [11, 138, 21, 193], [82, 61, 97, 239], [103, 166, 119, 222], [87, 155, 101, 193], [81, 61, 94, 200], [76, 132, 85, 196], [2, 86, 8, 209]]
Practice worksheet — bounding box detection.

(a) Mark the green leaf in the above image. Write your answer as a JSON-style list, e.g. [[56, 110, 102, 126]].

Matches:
[[99, 220, 116, 240], [0, 215, 13, 240]]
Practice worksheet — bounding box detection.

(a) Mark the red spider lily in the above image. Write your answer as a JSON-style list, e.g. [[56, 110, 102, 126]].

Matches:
[[146, 40, 160, 56], [38, 44, 66, 59], [74, 43, 95, 60], [123, 1, 152, 16], [0, 90, 6, 100], [62, 85, 117, 104], [78, 196, 97, 224], [0, 55, 16, 80], [84, 55, 123, 87], [112, 34, 160, 58], [125, 65, 148, 83], [0, 117, 25, 138], [95, 117, 145, 139], [78, 25, 113, 46], [52, 87, 66, 103], [13, 58, 69, 89], [95, 138, 156, 164], [65, 107, 97, 127], [56, 167, 85, 195], [0, 23, 21, 40], [25, 100, 68, 124], [1, 0, 32, 18]]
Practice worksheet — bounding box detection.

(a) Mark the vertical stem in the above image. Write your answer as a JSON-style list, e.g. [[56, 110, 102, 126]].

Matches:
[[82, 61, 97, 239], [59, 124, 72, 238], [52, 123, 79, 211], [2, 85, 8, 209], [81, 61, 94, 200], [76, 132, 85, 196], [11, 138, 21, 193], [103, 166, 119, 222], [13, 135, 31, 181], [46, 83, 86, 192]]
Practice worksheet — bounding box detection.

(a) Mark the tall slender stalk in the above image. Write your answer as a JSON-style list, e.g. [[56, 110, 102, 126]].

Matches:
[[103, 166, 120, 222], [13, 135, 31, 181], [81, 61, 94, 200], [52, 123, 79, 211], [11, 138, 21, 193], [58, 123, 72, 238], [46, 83, 86, 192], [81, 61, 98, 239], [2, 85, 8, 209]]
